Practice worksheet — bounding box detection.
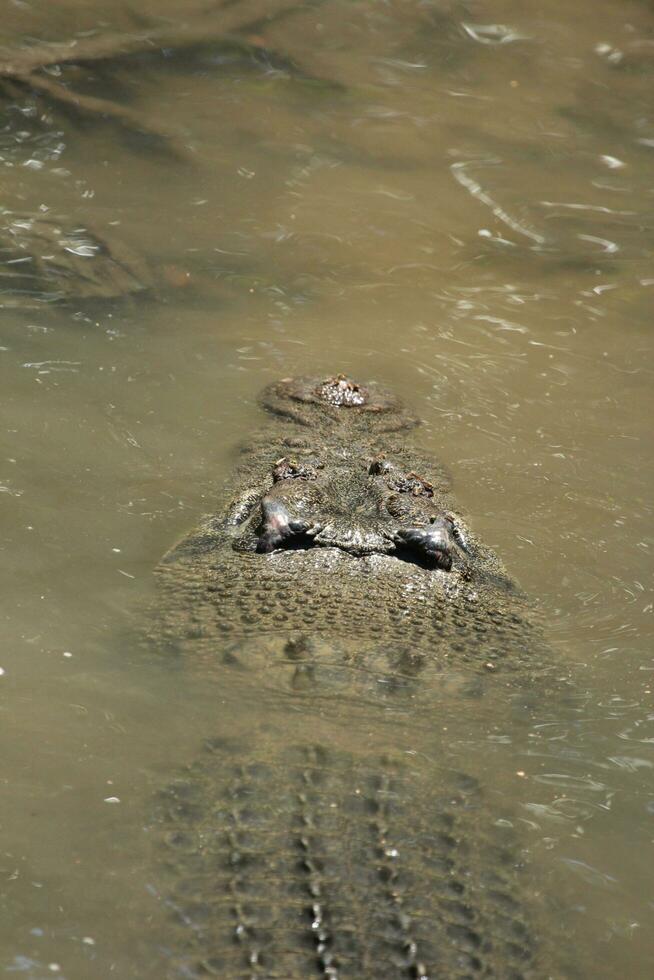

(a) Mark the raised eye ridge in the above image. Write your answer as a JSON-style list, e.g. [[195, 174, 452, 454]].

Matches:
[[393, 518, 456, 571], [256, 497, 321, 553]]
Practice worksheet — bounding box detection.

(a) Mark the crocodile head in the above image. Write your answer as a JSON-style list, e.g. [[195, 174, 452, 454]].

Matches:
[[231, 375, 472, 574], [246, 454, 467, 572], [156, 375, 536, 698]]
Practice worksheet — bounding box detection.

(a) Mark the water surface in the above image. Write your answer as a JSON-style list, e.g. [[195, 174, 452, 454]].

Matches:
[[1, 1, 653, 976]]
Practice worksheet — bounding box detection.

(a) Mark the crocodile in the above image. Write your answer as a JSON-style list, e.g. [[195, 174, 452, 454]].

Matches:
[[149, 374, 569, 979]]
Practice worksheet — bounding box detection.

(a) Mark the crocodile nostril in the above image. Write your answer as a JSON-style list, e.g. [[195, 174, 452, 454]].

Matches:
[[315, 374, 368, 407]]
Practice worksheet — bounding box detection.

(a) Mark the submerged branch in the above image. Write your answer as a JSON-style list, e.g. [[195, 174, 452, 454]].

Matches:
[[0, 0, 313, 154], [0, 1, 301, 75], [21, 70, 186, 155]]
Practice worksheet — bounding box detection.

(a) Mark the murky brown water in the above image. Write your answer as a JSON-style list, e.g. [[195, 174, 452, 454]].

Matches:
[[1, 1, 653, 976]]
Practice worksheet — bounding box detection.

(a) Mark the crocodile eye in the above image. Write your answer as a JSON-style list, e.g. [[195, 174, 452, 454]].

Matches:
[[368, 457, 391, 476], [444, 514, 469, 553], [256, 497, 321, 553], [393, 518, 455, 571]]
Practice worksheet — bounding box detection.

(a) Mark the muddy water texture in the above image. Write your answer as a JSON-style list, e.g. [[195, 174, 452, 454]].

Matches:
[[0, 0, 653, 977]]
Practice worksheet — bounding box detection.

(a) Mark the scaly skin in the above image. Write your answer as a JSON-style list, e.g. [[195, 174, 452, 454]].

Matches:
[[149, 376, 569, 979]]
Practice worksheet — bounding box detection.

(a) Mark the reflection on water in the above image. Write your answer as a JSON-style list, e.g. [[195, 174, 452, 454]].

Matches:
[[1, 0, 652, 976]]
